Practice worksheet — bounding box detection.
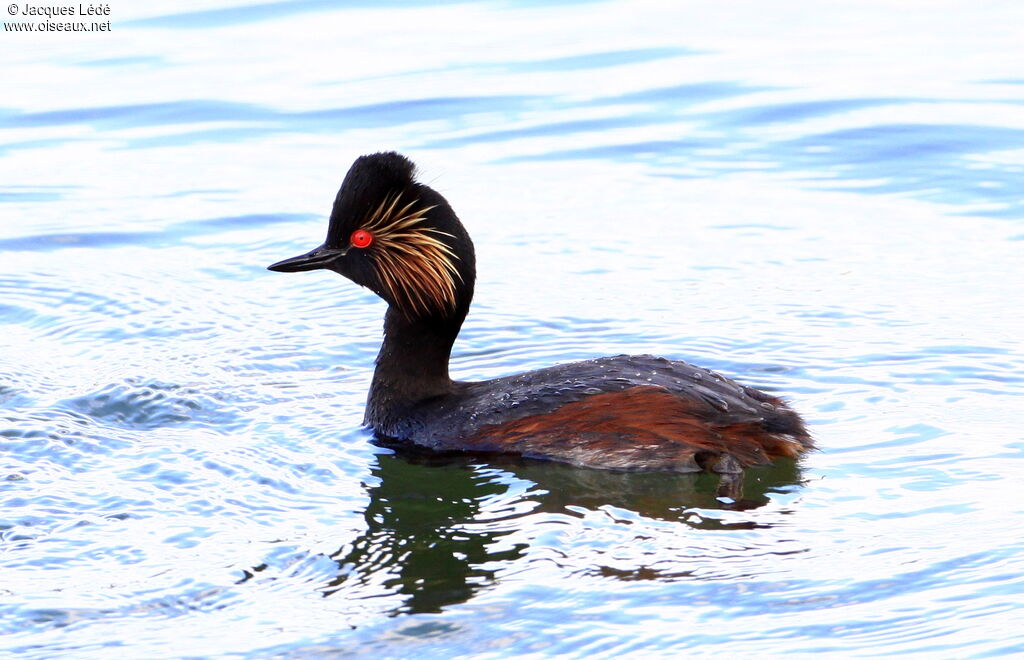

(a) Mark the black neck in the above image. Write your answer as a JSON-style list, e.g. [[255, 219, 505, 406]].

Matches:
[[367, 306, 466, 416]]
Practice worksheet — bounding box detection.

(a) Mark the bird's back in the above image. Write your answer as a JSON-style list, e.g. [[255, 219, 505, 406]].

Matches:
[[372, 354, 812, 473]]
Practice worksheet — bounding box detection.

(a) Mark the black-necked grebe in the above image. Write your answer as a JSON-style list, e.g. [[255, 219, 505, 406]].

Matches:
[[269, 152, 812, 473]]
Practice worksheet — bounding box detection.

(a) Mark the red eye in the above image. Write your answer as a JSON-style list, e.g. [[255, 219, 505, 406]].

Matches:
[[350, 229, 373, 249]]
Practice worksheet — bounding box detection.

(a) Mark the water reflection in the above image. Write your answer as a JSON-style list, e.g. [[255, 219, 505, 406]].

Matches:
[[510, 456, 807, 520], [306, 451, 808, 616], [322, 454, 527, 615]]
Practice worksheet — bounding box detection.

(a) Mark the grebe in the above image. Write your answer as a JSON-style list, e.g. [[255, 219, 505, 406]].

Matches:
[[269, 152, 812, 474]]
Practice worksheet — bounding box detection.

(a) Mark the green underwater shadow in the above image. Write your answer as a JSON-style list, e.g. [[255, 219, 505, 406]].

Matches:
[[299, 450, 810, 616]]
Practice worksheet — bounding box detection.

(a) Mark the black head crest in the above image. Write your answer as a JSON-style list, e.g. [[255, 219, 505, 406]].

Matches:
[[326, 152, 418, 248], [269, 152, 476, 320]]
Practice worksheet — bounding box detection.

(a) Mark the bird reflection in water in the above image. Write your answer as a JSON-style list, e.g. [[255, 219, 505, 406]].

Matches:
[[293, 450, 810, 616], [320, 452, 528, 614]]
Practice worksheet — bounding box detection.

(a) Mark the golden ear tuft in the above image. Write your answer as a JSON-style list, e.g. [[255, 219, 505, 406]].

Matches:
[[361, 192, 461, 317]]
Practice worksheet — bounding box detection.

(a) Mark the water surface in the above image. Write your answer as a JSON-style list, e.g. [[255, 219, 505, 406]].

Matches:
[[3, 1, 1024, 657]]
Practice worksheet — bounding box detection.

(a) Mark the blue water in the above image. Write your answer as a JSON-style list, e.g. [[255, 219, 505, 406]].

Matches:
[[3, 2, 1024, 657]]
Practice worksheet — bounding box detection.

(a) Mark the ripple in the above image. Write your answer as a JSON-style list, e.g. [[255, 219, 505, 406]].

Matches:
[[503, 47, 697, 72], [57, 378, 232, 431]]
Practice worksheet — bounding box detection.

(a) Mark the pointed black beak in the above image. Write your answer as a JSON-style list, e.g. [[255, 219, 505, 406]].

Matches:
[[268, 244, 346, 273]]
